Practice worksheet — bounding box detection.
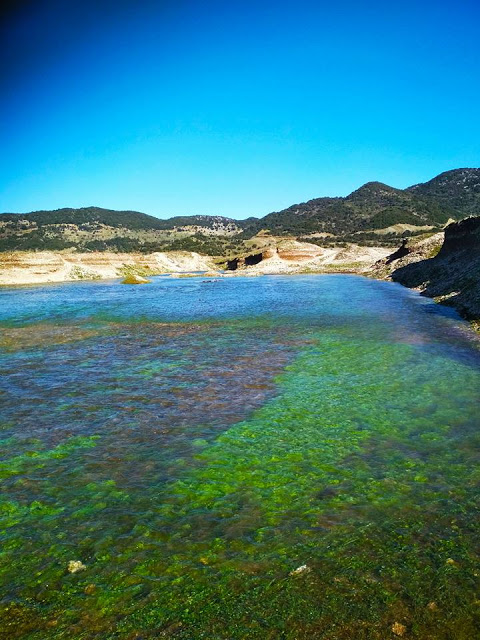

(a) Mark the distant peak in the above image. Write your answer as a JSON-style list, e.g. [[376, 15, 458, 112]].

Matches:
[[346, 181, 399, 199]]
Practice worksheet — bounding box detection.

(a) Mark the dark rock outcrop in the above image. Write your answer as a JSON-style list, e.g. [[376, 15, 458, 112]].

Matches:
[[226, 257, 241, 270], [244, 252, 263, 266], [226, 248, 274, 270], [373, 217, 480, 322], [386, 239, 411, 264]]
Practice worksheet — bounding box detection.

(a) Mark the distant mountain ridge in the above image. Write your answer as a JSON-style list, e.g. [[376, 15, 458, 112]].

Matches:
[[0, 207, 243, 231], [1, 168, 479, 254], [240, 169, 480, 238], [0, 207, 247, 254]]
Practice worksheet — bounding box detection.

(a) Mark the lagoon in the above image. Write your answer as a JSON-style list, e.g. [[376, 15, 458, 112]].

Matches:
[[1, 275, 479, 639]]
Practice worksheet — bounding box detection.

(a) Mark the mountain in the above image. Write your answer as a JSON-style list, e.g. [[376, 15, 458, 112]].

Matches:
[[0, 207, 169, 230], [406, 168, 480, 217], [1, 169, 478, 254], [0, 206, 244, 232], [240, 175, 472, 239], [0, 207, 246, 253]]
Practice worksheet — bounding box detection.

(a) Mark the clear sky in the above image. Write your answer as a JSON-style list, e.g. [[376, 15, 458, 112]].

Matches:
[[1, 0, 479, 219]]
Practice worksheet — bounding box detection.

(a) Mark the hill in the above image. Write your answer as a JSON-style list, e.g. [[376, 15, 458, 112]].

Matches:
[[240, 171, 478, 240], [1, 169, 478, 254], [0, 207, 243, 231], [406, 168, 480, 217], [0, 207, 246, 254]]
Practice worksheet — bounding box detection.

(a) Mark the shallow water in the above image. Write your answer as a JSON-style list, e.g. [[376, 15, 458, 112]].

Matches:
[[0, 275, 479, 639]]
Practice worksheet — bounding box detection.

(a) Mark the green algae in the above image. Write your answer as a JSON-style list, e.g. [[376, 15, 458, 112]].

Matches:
[[117, 264, 159, 278], [1, 500, 65, 529], [1, 321, 478, 639], [0, 436, 99, 481], [121, 275, 151, 285]]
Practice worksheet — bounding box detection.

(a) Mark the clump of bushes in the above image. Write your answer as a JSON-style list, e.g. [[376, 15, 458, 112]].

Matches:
[[69, 266, 101, 280]]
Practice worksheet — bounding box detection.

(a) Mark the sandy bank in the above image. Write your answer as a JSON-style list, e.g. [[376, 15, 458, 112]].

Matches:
[[222, 243, 392, 276], [0, 250, 216, 285], [0, 244, 393, 286]]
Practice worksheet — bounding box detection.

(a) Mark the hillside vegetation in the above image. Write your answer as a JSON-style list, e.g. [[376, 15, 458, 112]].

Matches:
[[240, 181, 453, 239], [407, 168, 480, 217], [1, 168, 478, 254]]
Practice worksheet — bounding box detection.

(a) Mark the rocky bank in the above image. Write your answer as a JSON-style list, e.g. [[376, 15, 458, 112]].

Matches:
[[370, 217, 480, 323], [224, 239, 391, 275]]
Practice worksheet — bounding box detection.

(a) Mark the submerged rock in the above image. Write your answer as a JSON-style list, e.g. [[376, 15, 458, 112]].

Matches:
[[289, 564, 311, 576], [67, 560, 86, 573], [392, 622, 407, 636], [121, 274, 151, 285]]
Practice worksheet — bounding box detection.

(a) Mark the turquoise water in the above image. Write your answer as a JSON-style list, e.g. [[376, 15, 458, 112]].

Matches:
[[0, 275, 479, 639]]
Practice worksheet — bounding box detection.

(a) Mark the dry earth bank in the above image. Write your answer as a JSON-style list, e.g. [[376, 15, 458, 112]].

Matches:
[[0, 251, 215, 285], [0, 243, 392, 285]]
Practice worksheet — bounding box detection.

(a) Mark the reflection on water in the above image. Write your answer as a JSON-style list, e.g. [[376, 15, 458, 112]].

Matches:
[[0, 275, 479, 639]]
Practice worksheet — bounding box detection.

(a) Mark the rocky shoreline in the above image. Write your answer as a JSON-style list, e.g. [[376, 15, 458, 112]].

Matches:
[[369, 217, 480, 327]]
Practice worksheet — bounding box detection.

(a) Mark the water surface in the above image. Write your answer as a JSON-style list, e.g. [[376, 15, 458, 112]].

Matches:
[[1, 275, 479, 639]]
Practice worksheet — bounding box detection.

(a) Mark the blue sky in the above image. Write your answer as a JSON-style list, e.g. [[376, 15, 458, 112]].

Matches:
[[1, 0, 479, 219]]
